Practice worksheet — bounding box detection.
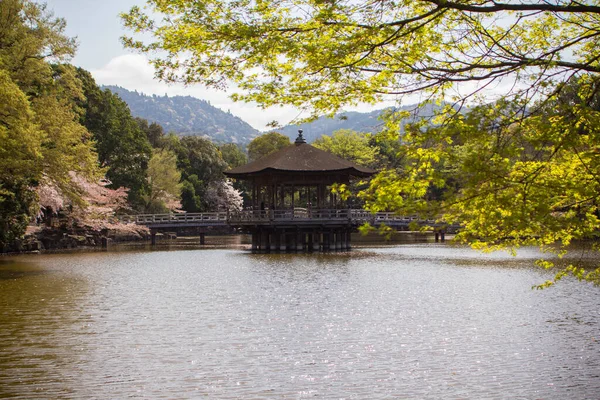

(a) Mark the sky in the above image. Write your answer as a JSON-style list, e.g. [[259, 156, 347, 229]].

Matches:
[[44, 0, 312, 131], [45, 0, 385, 131]]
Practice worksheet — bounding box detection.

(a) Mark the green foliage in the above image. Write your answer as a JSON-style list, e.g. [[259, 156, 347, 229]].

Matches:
[[0, 70, 41, 246], [247, 132, 290, 162], [363, 80, 600, 286], [163, 135, 229, 212], [0, 0, 101, 247], [143, 149, 181, 212], [313, 129, 379, 168], [122, 0, 600, 119], [220, 143, 248, 169], [180, 174, 205, 212], [176, 136, 228, 182], [0, 179, 38, 249], [136, 118, 165, 148], [0, 69, 42, 185], [36, 65, 101, 203], [76, 68, 152, 208]]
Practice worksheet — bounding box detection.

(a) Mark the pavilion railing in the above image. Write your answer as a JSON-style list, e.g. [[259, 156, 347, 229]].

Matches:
[[228, 208, 353, 222]]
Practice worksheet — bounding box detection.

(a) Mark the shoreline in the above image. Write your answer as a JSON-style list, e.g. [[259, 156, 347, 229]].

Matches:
[[2, 230, 449, 256]]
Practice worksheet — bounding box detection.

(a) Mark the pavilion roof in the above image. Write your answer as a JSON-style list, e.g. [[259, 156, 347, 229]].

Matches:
[[224, 142, 376, 179]]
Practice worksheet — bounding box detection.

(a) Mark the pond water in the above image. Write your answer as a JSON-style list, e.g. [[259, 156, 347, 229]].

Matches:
[[0, 241, 599, 399]]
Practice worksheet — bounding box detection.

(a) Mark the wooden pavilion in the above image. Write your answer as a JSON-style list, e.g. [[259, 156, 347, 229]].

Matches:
[[224, 130, 376, 252]]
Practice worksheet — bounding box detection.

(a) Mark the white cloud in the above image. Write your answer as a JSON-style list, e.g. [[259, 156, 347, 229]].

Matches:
[[91, 54, 300, 131]]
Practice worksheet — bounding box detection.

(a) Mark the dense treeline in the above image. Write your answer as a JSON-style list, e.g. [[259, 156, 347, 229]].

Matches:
[[0, 0, 243, 250]]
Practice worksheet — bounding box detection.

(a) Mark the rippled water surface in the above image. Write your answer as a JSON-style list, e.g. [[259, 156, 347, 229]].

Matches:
[[1, 244, 599, 399]]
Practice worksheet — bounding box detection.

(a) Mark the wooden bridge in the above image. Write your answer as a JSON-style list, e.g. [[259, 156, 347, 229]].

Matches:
[[121, 209, 446, 229], [121, 209, 451, 249]]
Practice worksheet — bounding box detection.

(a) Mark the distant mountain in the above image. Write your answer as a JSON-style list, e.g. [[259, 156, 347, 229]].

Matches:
[[104, 86, 260, 144], [276, 103, 446, 142]]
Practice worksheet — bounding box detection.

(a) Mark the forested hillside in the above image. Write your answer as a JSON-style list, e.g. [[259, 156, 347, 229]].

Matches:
[[104, 86, 260, 144]]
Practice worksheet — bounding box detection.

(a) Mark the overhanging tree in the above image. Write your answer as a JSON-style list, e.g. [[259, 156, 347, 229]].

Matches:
[[122, 0, 600, 286], [122, 0, 600, 113]]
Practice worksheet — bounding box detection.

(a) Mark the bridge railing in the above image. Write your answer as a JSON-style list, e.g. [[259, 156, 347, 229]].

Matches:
[[120, 209, 445, 227], [120, 212, 228, 225]]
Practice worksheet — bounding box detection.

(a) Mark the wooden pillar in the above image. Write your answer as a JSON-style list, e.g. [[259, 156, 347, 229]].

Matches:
[[335, 230, 341, 251], [270, 230, 277, 252], [339, 230, 346, 250], [441, 230, 446, 242], [313, 232, 320, 252], [274, 230, 281, 252], [151, 231, 157, 246], [257, 229, 263, 251], [297, 231, 304, 252], [435, 231, 440, 242], [346, 228, 351, 250], [251, 231, 258, 252], [200, 232, 205, 245], [280, 231, 287, 252], [261, 230, 269, 252], [289, 231, 296, 252]]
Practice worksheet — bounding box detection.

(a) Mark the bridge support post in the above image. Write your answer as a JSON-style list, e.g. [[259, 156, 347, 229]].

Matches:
[[270, 230, 278, 252], [251, 232, 258, 252], [296, 231, 303, 252], [151, 231, 157, 246], [261, 230, 270, 253], [340, 229, 348, 251], [435, 231, 440, 242], [274, 230, 281, 252], [323, 231, 330, 251], [346, 228, 351, 250], [440, 230, 445, 242], [280, 231, 286, 252], [313, 232, 320, 252]]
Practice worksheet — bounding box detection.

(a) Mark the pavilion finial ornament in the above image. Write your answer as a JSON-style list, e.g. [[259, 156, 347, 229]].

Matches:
[[295, 129, 306, 144]]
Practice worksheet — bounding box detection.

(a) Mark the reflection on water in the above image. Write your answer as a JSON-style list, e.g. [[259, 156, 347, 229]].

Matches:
[[0, 244, 599, 399]]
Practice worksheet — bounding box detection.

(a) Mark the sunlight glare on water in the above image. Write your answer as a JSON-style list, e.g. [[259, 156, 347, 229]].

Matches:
[[0, 244, 599, 398]]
